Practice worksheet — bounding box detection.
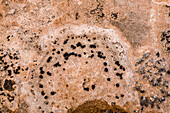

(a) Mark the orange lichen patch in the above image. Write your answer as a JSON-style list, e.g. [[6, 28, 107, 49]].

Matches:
[[69, 100, 128, 113]]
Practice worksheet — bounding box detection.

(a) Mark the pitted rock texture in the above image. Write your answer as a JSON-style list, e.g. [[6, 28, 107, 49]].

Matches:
[[0, 0, 169, 113]]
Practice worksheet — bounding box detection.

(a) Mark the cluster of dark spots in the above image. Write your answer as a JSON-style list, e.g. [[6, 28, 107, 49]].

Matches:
[[111, 12, 118, 20], [116, 73, 123, 79], [63, 39, 69, 44], [53, 40, 57, 44], [89, 44, 96, 48], [7, 94, 15, 102], [115, 61, 125, 71], [7, 35, 11, 41], [82, 79, 95, 92], [135, 86, 145, 93], [3, 79, 15, 91], [47, 56, 52, 63], [97, 51, 106, 59], [160, 30, 170, 52], [13, 66, 21, 74], [53, 62, 61, 67], [8, 70, 12, 76], [90, 1, 105, 18], [39, 67, 45, 74], [135, 53, 150, 66], [71, 45, 76, 49], [135, 52, 170, 110], [76, 42, 86, 48], [63, 52, 81, 60]]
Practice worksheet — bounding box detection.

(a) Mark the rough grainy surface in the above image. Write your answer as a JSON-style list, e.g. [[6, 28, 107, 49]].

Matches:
[[0, 0, 169, 113]]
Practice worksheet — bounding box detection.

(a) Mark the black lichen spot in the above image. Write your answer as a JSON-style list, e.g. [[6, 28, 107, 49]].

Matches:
[[7, 70, 12, 76], [3, 79, 15, 91], [89, 54, 94, 58], [97, 51, 106, 59], [121, 94, 124, 98], [47, 71, 52, 76], [115, 61, 120, 66], [4, 65, 9, 71], [115, 96, 119, 99], [116, 73, 123, 79], [78, 54, 82, 57], [39, 84, 43, 88], [50, 91, 56, 95], [63, 39, 69, 44], [53, 62, 61, 67], [52, 49, 56, 51], [91, 84, 95, 90], [157, 104, 160, 109], [140, 90, 145, 93], [116, 83, 119, 87], [76, 42, 86, 48], [167, 70, 170, 74], [7, 94, 15, 102], [103, 62, 107, 66], [44, 96, 48, 99], [83, 87, 89, 91], [111, 12, 118, 19], [7, 35, 10, 41], [41, 91, 45, 96], [89, 44, 96, 48], [107, 78, 111, 81], [71, 45, 76, 49], [57, 51, 60, 54], [40, 67, 45, 74], [75, 12, 79, 20], [47, 56, 52, 63], [104, 68, 108, 72], [156, 52, 160, 57], [39, 75, 43, 79]]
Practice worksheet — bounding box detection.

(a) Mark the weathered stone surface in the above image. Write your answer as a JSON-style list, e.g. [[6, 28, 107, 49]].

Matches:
[[0, 0, 169, 113]]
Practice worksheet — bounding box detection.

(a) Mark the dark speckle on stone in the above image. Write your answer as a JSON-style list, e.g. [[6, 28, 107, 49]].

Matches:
[[3, 79, 15, 91], [53, 62, 61, 67], [83, 87, 89, 91]]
